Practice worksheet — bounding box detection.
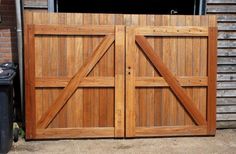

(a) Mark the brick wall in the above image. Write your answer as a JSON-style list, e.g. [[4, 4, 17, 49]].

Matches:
[[0, 0, 17, 63]]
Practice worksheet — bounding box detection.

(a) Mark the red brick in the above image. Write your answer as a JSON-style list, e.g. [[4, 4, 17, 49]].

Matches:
[[0, 0, 17, 62], [0, 37, 17, 42], [1, 0, 15, 5], [0, 43, 11, 47], [0, 4, 15, 11], [0, 52, 18, 62], [0, 45, 16, 51], [1, 32, 15, 37], [0, 48, 12, 53], [0, 29, 11, 33], [0, 37, 11, 42]]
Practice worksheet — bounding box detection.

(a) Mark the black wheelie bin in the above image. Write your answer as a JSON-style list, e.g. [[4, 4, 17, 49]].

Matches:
[[0, 63, 16, 154]]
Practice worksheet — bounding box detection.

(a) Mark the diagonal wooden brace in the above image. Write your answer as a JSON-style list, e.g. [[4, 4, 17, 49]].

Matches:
[[37, 35, 115, 128], [135, 35, 206, 126]]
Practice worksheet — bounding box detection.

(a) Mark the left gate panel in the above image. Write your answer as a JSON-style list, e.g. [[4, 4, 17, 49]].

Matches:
[[24, 14, 125, 139]]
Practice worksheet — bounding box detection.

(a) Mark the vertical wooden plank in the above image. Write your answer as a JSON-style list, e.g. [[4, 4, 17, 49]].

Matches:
[[74, 13, 84, 127], [37, 13, 46, 129], [139, 15, 147, 127], [200, 16, 209, 120], [185, 16, 194, 125], [126, 27, 136, 137], [91, 14, 100, 127], [36, 13, 53, 128], [66, 13, 75, 127], [162, 15, 171, 126], [207, 15, 217, 134], [28, 25, 36, 138], [98, 14, 107, 127], [176, 15, 186, 125], [115, 14, 124, 25], [57, 13, 68, 128], [48, 13, 59, 128], [124, 14, 132, 26], [207, 26, 217, 135], [115, 26, 125, 137], [106, 14, 115, 127], [30, 13, 42, 129], [24, 12, 33, 139], [41, 36, 50, 129], [32, 14, 40, 127], [83, 13, 92, 127], [131, 15, 140, 127], [169, 15, 178, 126], [146, 15, 155, 127], [33, 13, 43, 125], [192, 16, 201, 126], [58, 14, 67, 77], [90, 13, 96, 128], [154, 15, 163, 126]]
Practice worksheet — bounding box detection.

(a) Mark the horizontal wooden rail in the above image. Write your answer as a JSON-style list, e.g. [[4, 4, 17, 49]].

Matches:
[[135, 26, 209, 36], [35, 77, 115, 88], [135, 76, 208, 87], [36, 127, 114, 139], [36, 76, 207, 88], [135, 126, 207, 137], [32, 25, 115, 35]]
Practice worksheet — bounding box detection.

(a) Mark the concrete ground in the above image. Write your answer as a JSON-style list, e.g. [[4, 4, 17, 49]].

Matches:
[[9, 129, 236, 154]]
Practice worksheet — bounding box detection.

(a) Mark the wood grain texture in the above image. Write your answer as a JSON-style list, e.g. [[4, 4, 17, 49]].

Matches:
[[25, 23, 36, 139], [176, 15, 186, 126], [207, 27, 217, 134], [135, 26, 209, 36], [33, 25, 115, 35], [135, 77, 208, 87], [206, 1, 236, 129], [36, 128, 114, 139], [125, 27, 136, 137], [135, 126, 208, 137], [37, 35, 115, 128], [24, 12, 217, 138], [135, 35, 206, 126], [124, 15, 216, 137], [115, 26, 125, 137], [35, 77, 115, 87]]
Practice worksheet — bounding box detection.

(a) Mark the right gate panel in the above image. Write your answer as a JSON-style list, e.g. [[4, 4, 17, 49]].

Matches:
[[126, 24, 217, 137]]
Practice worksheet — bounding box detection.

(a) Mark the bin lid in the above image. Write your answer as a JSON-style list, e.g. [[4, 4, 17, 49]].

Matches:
[[0, 65, 16, 85]]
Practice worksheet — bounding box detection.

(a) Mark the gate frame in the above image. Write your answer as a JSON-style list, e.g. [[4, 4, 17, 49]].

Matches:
[[125, 26, 217, 137], [25, 25, 125, 139], [25, 24, 217, 139]]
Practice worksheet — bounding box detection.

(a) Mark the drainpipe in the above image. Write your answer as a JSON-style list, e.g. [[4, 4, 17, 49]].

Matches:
[[48, 0, 55, 12], [199, 0, 206, 15], [15, 0, 24, 127]]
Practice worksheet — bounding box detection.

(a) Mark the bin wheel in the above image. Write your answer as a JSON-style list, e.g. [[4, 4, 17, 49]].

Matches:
[[13, 128, 19, 142]]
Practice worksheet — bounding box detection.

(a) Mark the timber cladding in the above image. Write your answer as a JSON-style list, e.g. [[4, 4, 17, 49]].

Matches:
[[24, 12, 217, 139], [207, 0, 236, 129]]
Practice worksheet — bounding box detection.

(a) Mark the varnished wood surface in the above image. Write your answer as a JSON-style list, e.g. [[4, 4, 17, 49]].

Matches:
[[135, 35, 206, 126], [37, 35, 115, 129], [124, 16, 216, 137], [24, 12, 217, 139], [207, 0, 236, 129]]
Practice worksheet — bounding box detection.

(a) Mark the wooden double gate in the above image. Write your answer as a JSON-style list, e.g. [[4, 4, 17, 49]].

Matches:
[[25, 12, 217, 139]]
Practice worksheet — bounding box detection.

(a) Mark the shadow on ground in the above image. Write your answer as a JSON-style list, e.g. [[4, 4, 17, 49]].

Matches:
[[9, 129, 236, 154]]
